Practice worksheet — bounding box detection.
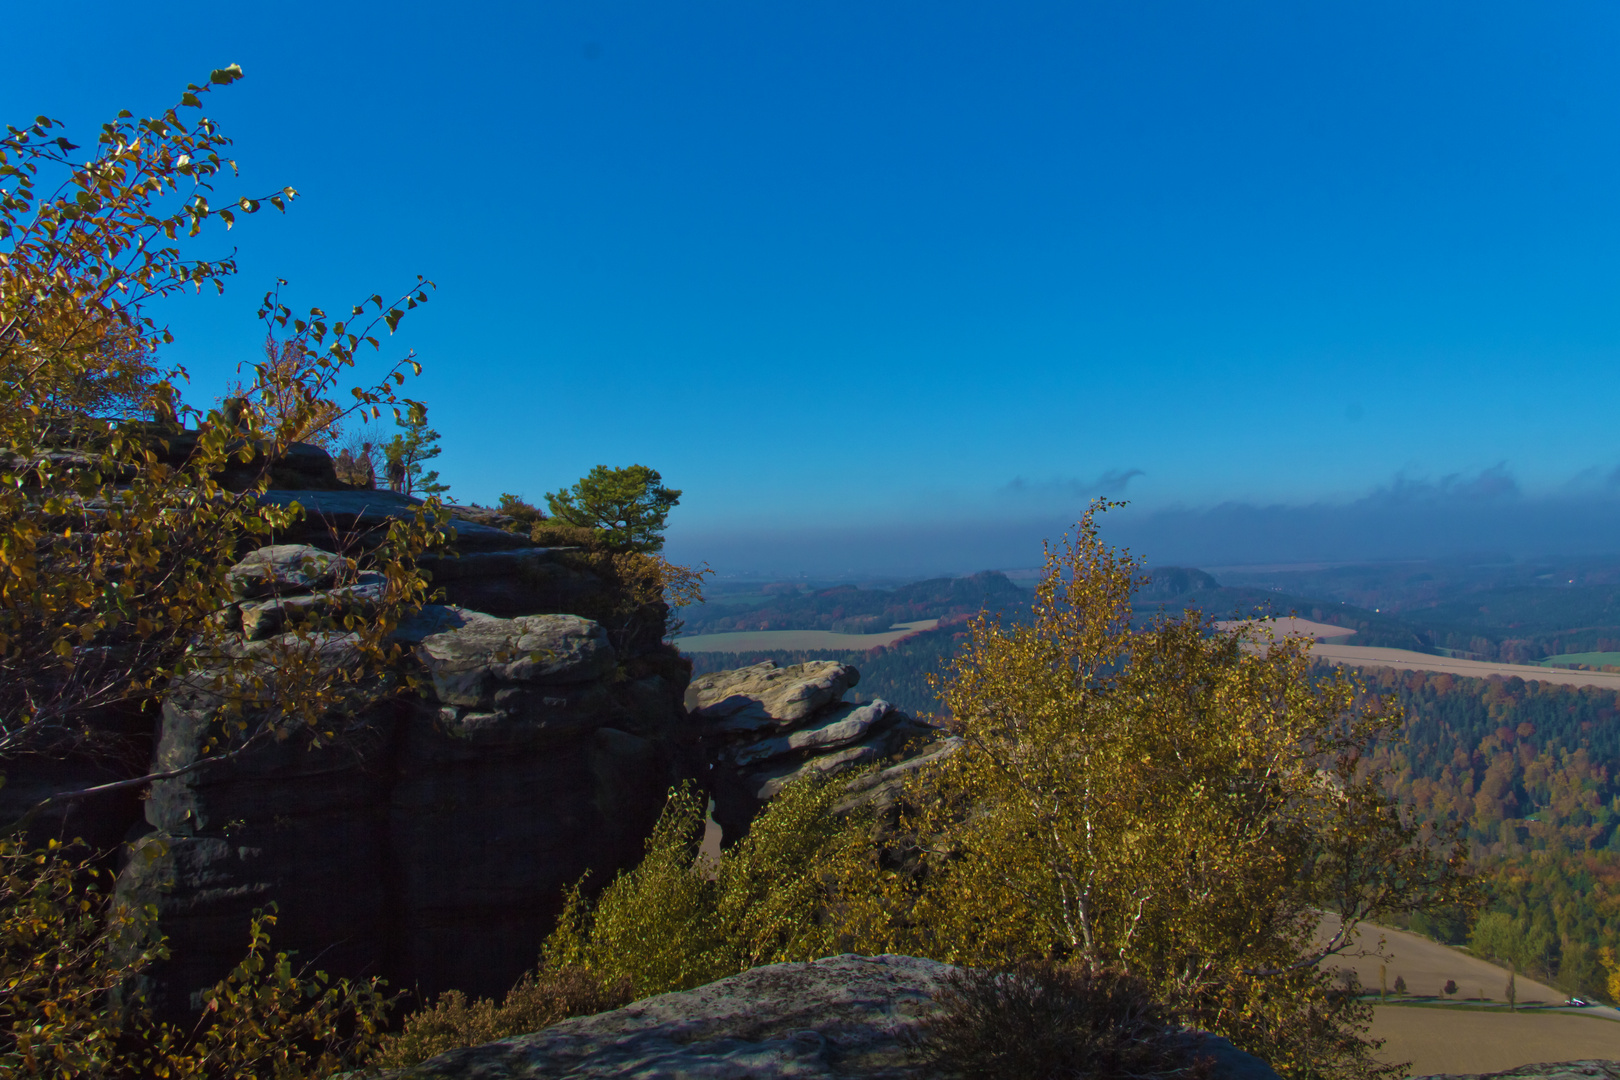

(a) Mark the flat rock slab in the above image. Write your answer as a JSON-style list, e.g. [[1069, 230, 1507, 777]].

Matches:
[[687, 661, 860, 730], [375, 954, 948, 1078], [258, 490, 535, 551], [370, 953, 1284, 1080], [731, 701, 898, 768]]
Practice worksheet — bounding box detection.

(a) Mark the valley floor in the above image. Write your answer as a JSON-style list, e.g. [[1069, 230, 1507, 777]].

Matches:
[[1372, 1006, 1620, 1077]]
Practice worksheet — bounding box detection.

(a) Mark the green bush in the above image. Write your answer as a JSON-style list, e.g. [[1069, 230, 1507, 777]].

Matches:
[[1, 835, 390, 1078], [542, 777, 873, 998]]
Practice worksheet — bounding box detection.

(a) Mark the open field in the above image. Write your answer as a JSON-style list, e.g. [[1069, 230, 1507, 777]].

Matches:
[[1317, 916, 1565, 1004], [1309, 642, 1620, 690], [1215, 616, 1359, 642], [1317, 917, 1620, 1075], [677, 619, 940, 653], [1538, 652, 1620, 669], [1218, 619, 1620, 687], [1372, 1006, 1620, 1076]]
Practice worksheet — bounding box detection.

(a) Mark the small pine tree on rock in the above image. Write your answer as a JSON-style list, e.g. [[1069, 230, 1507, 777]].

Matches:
[[384, 405, 448, 496]]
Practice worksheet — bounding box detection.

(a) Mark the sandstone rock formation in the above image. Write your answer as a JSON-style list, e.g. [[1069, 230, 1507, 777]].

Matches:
[[687, 661, 959, 842], [115, 531, 692, 1015], [366, 954, 1284, 1079], [1412, 1066, 1620, 1080]]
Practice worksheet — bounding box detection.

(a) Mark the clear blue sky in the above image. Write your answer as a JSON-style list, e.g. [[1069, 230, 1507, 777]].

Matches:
[[6, 2, 1620, 574]]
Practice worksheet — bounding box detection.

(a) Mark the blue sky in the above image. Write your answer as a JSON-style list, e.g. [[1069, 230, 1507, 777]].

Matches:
[[6, 2, 1620, 574]]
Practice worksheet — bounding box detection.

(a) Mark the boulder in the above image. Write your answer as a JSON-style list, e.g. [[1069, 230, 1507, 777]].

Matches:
[[365, 953, 1283, 1080], [690, 661, 954, 844], [729, 700, 901, 768], [226, 544, 344, 598], [238, 572, 386, 640], [687, 661, 861, 730], [413, 610, 617, 707], [1412, 1067, 1620, 1080]]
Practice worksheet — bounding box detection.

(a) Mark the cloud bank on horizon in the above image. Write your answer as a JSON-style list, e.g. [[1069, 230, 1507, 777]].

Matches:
[[664, 464, 1620, 579]]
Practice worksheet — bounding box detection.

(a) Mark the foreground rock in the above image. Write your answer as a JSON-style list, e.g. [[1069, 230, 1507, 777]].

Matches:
[[116, 543, 692, 1015], [688, 661, 958, 841], [1413, 1067, 1620, 1080], [369, 954, 1282, 1079]]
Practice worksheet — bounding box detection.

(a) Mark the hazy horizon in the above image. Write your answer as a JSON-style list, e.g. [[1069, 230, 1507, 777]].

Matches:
[[7, 2, 1618, 569], [667, 463, 1620, 579]]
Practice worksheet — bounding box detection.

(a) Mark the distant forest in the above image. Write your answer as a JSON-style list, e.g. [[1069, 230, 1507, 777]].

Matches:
[[684, 565, 1433, 714]]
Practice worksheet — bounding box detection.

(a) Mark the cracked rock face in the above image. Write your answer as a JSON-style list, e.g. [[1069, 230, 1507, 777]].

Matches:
[[116, 544, 691, 1019]]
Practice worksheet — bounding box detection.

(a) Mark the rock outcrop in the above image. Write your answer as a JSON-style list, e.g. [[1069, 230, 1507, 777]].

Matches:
[[687, 661, 959, 841], [367, 954, 1283, 1079], [1412, 1067, 1620, 1080], [116, 534, 692, 1015]]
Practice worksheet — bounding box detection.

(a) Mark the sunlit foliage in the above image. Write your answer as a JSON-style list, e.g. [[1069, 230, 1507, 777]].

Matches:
[[822, 502, 1471, 1079], [0, 68, 449, 1074], [546, 464, 681, 554], [1, 836, 389, 1077], [542, 779, 873, 998]]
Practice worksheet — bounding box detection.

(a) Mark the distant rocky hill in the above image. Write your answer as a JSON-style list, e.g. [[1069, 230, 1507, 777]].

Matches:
[[683, 571, 1030, 636], [685, 567, 1436, 717]]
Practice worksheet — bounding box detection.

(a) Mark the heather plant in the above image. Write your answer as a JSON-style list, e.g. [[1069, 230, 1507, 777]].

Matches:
[[368, 967, 633, 1070], [907, 962, 1213, 1080]]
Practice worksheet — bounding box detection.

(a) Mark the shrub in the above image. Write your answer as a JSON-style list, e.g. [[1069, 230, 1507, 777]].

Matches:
[[542, 777, 874, 998], [526, 521, 711, 649], [908, 962, 1212, 1080], [496, 493, 546, 533], [368, 967, 633, 1069], [1, 835, 389, 1077], [1, 68, 441, 1076]]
